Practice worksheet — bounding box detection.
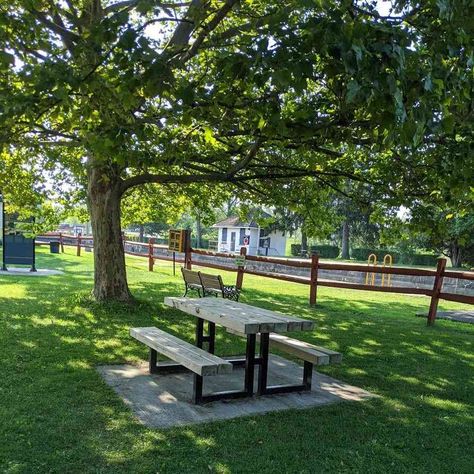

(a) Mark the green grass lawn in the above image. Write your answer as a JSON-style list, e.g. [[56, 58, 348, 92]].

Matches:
[[1, 247, 473, 473]]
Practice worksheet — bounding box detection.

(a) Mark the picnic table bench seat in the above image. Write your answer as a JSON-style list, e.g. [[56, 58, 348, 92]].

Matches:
[[130, 327, 232, 376], [227, 328, 342, 366], [181, 268, 240, 301]]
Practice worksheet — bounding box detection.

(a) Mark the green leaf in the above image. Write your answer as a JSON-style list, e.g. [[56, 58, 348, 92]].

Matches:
[[346, 79, 360, 103], [0, 51, 14, 66]]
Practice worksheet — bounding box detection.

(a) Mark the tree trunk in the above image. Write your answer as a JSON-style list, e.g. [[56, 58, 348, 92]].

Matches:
[[87, 166, 132, 302], [341, 220, 350, 259], [139, 224, 145, 243], [449, 243, 462, 268], [301, 230, 308, 255], [195, 213, 202, 249]]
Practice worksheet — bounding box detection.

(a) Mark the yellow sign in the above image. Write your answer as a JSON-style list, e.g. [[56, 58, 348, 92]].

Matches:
[[168, 229, 186, 252]]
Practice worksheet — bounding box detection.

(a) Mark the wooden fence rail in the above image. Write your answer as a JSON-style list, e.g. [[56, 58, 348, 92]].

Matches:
[[36, 233, 474, 325]]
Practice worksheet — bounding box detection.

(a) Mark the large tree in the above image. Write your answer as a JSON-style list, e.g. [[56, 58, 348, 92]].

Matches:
[[1, 1, 472, 301]]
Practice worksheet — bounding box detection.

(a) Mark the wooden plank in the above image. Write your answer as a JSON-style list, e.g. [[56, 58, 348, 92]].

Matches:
[[427, 258, 447, 325], [243, 268, 311, 285], [191, 261, 238, 273], [443, 270, 474, 281], [226, 328, 341, 365], [244, 254, 312, 268], [131, 327, 222, 374], [200, 298, 288, 333], [164, 297, 313, 333], [200, 298, 313, 332], [268, 333, 330, 365], [269, 334, 342, 364], [439, 292, 474, 305], [165, 298, 261, 333], [182, 268, 202, 285], [130, 327, 232, 376], [199, 273, 222, 291], [318, 279, 432, 296], [318, 262, 437, 277]]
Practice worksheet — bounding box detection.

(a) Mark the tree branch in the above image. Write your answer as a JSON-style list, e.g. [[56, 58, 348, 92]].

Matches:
[[224, 137, 262, 176], [29, 8, 80, 52], [179, 0, 240, 63], [120, 166, 370, 194], [104, 0, 191, 14], [167, 0, 208, 49]]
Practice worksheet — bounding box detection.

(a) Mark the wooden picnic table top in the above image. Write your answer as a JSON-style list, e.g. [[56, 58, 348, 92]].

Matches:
[[164, 297, 315, 334]]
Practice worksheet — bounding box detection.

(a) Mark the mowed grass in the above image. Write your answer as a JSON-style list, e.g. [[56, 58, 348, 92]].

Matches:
[[0, 247, 473, 474]]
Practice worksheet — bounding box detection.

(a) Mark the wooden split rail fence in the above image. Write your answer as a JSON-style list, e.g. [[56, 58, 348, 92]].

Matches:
[[37, 233, 474, 325]]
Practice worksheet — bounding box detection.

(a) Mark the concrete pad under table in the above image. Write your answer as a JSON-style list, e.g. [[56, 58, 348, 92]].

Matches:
[[0, 268, 64, 277], [97, 355, 376, 429]]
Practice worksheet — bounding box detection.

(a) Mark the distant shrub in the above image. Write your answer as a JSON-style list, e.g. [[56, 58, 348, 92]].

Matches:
[[310, 245, 340, 259], [350, 248, 386, 261], [399, 253, 438, 266], [290, 244, 302, 256], [351, 248, 439, 266]]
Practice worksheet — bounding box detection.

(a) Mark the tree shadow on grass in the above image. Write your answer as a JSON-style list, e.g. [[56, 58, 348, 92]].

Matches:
[[0, 262, 473, 473]]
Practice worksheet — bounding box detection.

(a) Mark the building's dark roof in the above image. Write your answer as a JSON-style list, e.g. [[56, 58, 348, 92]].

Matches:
[[213, 211, 272, 228]]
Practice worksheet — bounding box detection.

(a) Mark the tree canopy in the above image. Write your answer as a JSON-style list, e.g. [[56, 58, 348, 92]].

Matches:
[[1, 0, 472, 193], [1, 0, 473, 300]]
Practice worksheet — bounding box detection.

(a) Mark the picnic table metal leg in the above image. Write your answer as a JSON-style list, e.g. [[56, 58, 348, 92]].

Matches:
[[208, 322, 215, 354], [303, 361, 313, 390], [257, 332, 270, 395], [196, 317, 204, 348], [193, 374, 203, 404], [149, 348, 158, 374], [244, 334, 256, 396]]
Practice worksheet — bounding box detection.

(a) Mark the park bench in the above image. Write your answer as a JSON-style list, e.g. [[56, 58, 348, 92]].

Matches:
[[181, 268, 240, 301], [181, 268, 203, 297], [130, 327, 233, 403], [227, 328, 342, 380]]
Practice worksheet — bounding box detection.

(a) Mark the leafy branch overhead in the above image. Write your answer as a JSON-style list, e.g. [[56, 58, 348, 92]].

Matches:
[[1, 0, 472, 202]]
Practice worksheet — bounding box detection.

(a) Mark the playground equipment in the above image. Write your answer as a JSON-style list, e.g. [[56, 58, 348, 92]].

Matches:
[[365, 253, 377, 285], [381, 254, 393, 287]]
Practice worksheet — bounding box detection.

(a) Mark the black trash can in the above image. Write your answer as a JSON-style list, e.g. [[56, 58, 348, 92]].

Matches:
[[49, 241, 60, 254]]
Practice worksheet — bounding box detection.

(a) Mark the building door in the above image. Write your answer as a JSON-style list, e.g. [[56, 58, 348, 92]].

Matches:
[[230, 232, 236, 252]]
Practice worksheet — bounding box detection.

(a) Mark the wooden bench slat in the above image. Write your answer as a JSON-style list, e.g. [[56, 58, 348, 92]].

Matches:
[[182, 268, 202, 286], [165, 298, 261, 334], [199, 299, 289, 332], [199, 272, 223, 291], [165, 297, 315, 334], [267, 333, 331, 365], [226, 328, 342, 366], [130, 327, 233, 376]]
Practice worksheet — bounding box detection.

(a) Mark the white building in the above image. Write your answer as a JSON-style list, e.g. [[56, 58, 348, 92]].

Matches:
[[213, 215, 287, 256]]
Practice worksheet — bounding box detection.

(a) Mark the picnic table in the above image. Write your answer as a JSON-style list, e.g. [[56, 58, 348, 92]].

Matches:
[[162, 297, 316, 403]]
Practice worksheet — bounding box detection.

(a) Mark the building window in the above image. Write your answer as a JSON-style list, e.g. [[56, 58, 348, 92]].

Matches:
[[239, 228, 246, 245], [221, 228, 227, 243]]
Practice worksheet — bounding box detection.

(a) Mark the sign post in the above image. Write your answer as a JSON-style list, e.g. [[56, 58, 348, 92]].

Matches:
[[168, 229, 191, 272], [235, 247, 247, 290]]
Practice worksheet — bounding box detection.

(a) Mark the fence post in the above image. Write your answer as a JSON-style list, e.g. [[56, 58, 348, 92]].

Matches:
[[148, 238, 155, 272], [427, 257, 447, 326], [76, 233, 82, 257], [236, 246, 247, 290], [59, 233, 64, 253], [309, 253, 319, 306], [185, 229, 192, 270]]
